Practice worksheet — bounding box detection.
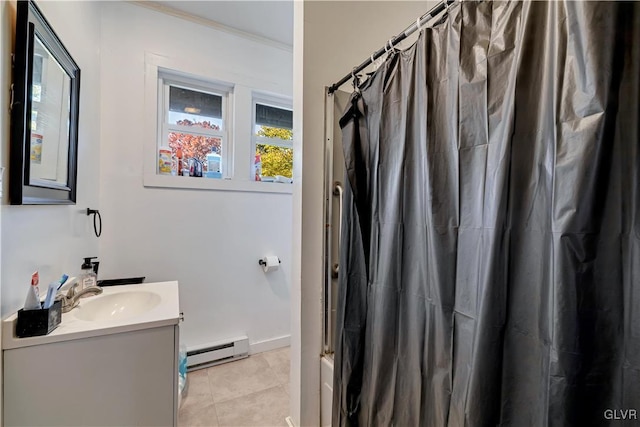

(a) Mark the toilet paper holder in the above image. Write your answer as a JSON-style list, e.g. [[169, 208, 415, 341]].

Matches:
[[258, 257, 281, 266]]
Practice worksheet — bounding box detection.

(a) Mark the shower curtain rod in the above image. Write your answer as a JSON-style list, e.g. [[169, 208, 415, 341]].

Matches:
[[327, 0, 457, 94]]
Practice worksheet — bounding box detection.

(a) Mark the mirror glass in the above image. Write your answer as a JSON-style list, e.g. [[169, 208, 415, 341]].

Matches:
[[29, 35, 71, 188], [10, 0, 80, 204]]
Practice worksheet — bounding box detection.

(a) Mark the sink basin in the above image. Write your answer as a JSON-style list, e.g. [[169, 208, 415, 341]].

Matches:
[[74, 291, 161, 321]]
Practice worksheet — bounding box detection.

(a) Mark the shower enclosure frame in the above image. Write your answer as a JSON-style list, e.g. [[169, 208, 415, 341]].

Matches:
[[322, 88, 351, 358], [322, 89, 336, 356]]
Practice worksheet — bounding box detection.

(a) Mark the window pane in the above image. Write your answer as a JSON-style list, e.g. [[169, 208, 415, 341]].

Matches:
[[256, 103, 292, 129], [255, 143, 293, 179], [168, 131, 222, 173], [169, 86, 223, 130]]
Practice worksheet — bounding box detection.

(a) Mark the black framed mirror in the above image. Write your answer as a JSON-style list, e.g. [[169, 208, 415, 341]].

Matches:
[[10, 0, 80, 204]]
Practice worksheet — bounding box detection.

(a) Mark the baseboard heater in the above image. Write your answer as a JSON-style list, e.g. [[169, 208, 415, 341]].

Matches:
[[186, 336, 249, 371]]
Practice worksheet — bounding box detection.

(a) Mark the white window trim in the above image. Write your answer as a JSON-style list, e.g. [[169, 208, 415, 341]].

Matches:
[[252, 93, 293, 180], [166, 124, 225, 138], [254, 135, 292, 149], [143, 53, 292, 194]]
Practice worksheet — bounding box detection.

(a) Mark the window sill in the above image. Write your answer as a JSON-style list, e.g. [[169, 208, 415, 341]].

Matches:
[[143, 174, 293, 194]]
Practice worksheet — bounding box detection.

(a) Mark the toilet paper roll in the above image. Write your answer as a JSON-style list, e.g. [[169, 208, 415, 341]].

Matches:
[[261, 256, 280, 273]]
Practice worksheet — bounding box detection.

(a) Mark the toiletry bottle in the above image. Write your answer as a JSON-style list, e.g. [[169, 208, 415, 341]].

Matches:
[[194, 158, 203, 177], [254, 154, 262, 181], [207, 149, 221, 178], [23, 271, 42, 310], [80, 257, 98, 294], [158, 147, 172, 175], [176, 148, 183, 176]]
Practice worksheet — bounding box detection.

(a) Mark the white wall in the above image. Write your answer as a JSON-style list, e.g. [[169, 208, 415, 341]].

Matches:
[[292, 2, 435, 425], [99, 2, 293, 352], [1, 1, 102, 316]]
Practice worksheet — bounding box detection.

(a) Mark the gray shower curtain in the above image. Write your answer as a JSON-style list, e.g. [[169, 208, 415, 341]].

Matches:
[[333, 1, 640, 426]]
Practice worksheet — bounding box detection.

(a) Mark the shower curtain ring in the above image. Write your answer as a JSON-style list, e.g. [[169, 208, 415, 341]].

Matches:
[[387, 38, 396, 54], [445, 0, 453, 12]]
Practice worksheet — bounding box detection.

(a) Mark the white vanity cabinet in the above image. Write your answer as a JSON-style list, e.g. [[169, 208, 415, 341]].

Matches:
[[2, 281, 180, 427]]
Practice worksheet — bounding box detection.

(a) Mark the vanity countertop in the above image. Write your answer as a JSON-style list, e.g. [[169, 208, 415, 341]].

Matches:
[[2, 281, 179, 350]]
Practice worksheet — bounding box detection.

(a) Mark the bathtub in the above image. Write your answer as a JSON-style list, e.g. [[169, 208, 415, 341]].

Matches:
[[321, 355, 334, 427]]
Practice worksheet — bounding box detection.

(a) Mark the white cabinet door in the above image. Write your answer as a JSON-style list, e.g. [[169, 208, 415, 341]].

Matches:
[[4, 325, 177, 426]]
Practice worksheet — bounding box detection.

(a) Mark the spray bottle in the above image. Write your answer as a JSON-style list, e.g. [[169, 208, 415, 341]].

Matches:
[[23, 271, 41, 310]]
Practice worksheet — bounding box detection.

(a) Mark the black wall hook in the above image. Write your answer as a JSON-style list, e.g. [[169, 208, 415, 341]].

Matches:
[[86, 208, 102, 238]]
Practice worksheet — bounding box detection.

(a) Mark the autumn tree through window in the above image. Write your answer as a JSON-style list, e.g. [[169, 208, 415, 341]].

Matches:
[[253, 100, 293, 181], [168, 119, 222, 169]]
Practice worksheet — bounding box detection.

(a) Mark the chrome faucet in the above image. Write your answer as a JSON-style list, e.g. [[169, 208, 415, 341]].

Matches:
[[56, 282, 103, 313]]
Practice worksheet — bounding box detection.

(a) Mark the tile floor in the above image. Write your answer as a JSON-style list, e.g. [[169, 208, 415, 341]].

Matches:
[[179, 347, 290, 427]]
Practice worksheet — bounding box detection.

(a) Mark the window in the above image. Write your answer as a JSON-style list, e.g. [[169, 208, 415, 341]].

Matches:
[[252, 97, 293, 182], [158, 71, 232, 177], [145, 57, 293, 193]]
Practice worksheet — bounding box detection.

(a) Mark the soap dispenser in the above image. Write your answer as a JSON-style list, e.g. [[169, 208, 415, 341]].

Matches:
[[80, 257, 98, 295]]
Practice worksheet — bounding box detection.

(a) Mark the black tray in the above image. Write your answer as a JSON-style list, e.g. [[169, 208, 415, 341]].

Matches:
[[97, 277, 145, 287]]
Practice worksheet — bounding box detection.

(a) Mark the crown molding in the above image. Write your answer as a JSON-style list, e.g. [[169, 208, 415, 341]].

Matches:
[[130, 1, 293, 53]]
